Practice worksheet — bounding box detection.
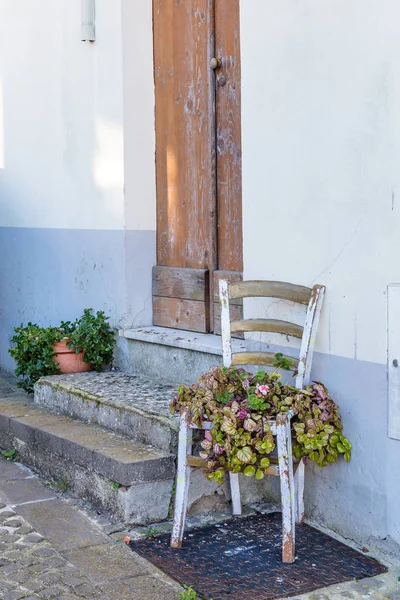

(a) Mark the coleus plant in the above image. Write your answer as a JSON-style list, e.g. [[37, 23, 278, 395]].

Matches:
[[169, 354, 351, 484]]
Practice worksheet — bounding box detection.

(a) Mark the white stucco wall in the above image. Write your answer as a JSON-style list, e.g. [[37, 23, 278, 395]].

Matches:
[[0, 0, 125, 230], [240, 0, 400, 367], [121, 0, 156, 233], [240, 0, 400, 546]]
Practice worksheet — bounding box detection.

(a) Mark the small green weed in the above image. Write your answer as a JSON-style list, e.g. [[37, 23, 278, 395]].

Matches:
[[111, 481, 121, 491], [1, 448, 20, 462], [180, 586, 197, 600], [57, 474, 69, 492], [144, 527, 159, 538]]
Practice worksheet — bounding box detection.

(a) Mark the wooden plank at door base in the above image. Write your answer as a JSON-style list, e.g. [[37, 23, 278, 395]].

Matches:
[[213, 270, 243, 336], [213, 270, 243, 305], [213, 302, 243, 338], [152, 266, 208, 301], [153, 297, 209, 333]]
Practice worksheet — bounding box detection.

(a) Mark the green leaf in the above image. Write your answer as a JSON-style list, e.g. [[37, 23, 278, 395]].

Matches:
[[260, 457, 270, 468], [255, 469, 264, 480], [330, 435, 339, 447], [221, 418, 237, 436], [236, 447, 253, 464], [243, 465, 256, 477]]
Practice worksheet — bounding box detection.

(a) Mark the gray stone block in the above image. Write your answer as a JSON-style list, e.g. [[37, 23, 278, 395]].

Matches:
[[0, 477, 56, 505], [92, 449, 175, 486], [62, 543, 150, 585], [119, 479, 174, 524], [15, 499, 108, 552], [0, 429, 14, 452], [0, 413, 10, 433], [9, 419, 36, 443], [60, 437, 94, 469], [34, 428, 63, 457]]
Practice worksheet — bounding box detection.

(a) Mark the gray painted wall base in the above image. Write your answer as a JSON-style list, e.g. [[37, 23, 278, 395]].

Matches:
[[0, 227, 156, 373]]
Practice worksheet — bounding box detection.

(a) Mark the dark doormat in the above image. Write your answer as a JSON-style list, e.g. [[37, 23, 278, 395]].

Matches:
[[130, 513, 387, 600]]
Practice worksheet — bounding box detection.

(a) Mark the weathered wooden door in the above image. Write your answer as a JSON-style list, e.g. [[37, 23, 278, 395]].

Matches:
[[152, 0, 242, 333]]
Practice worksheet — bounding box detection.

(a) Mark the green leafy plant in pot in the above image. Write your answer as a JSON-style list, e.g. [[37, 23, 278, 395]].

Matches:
[[9, 309, 115, 393]]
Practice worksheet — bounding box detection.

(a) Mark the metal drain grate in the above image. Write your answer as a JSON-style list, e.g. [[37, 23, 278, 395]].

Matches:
[[131, 513, 387, 600]]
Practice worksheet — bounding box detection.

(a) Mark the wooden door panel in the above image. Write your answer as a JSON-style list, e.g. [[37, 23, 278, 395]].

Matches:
[[215, 0, 242, 272], [153, 0, 216, 270], [152, 0, 242, 334]]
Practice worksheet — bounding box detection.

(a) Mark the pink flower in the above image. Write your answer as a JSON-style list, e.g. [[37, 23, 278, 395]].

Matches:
[[205, 430, 212, 442], [256, 384, 270, 397], [238, 410, 248, 420]]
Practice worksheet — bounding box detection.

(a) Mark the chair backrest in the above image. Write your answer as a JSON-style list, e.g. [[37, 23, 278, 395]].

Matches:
[[219, 280, 325, 389]]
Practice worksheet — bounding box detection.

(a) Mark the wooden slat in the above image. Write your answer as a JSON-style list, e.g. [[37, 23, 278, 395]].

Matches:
[[187, 456, 207, 468], [229, 281, 312, 304], [213, 302, 243, 337], [230, 318, 303, 338], [215, 0, 243, 272], [231, 351, 299, 367], [152, 266, 209, 301], [153, 297, 209, 333], [295, 284, 326, 388], [213, 270, 243, 305], [154, 0, 217, 270]]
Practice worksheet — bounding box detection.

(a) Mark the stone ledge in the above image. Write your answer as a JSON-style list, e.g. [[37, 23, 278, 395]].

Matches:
[[119, 326, 247, 356], [34, 373, 179, 452], [0, 400, 175, 487]]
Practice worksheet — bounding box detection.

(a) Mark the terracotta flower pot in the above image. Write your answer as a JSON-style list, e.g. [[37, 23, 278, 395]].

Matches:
[[53, 339, 92, 374]]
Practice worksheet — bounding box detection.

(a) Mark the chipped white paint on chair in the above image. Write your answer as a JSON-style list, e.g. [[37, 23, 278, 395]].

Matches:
[[171, 279, 325, 562]]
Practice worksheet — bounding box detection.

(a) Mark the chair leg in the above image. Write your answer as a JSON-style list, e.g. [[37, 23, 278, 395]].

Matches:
[[171, 411, 193, 549], [277, 413, 296, 563], [294, 458, 305, 523], [229, 472, 242, 515]]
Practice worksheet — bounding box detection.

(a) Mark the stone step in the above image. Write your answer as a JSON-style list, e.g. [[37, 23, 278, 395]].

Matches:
[[34, 372, 180, 453], [0, 397, 175, 525]]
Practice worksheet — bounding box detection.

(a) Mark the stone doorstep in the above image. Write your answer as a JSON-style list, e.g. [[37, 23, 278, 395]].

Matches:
[[0, 400, 175, 487], [34, 372, 180, 453], [120, 326, 247, 356]]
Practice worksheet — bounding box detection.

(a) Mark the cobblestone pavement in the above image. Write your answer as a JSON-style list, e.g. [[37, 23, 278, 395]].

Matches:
[[0, 459, 182, 600]]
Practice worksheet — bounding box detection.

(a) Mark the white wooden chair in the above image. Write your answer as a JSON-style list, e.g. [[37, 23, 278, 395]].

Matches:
[[171, 280, 325, 563]]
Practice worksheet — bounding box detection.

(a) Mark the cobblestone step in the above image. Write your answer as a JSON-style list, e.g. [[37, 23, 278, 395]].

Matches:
[[0, 397, 175, 525], [34, 372, 179, 453]]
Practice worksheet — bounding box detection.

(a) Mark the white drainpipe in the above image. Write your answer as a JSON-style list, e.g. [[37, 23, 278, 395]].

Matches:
[[81, 0, 95, 42]]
